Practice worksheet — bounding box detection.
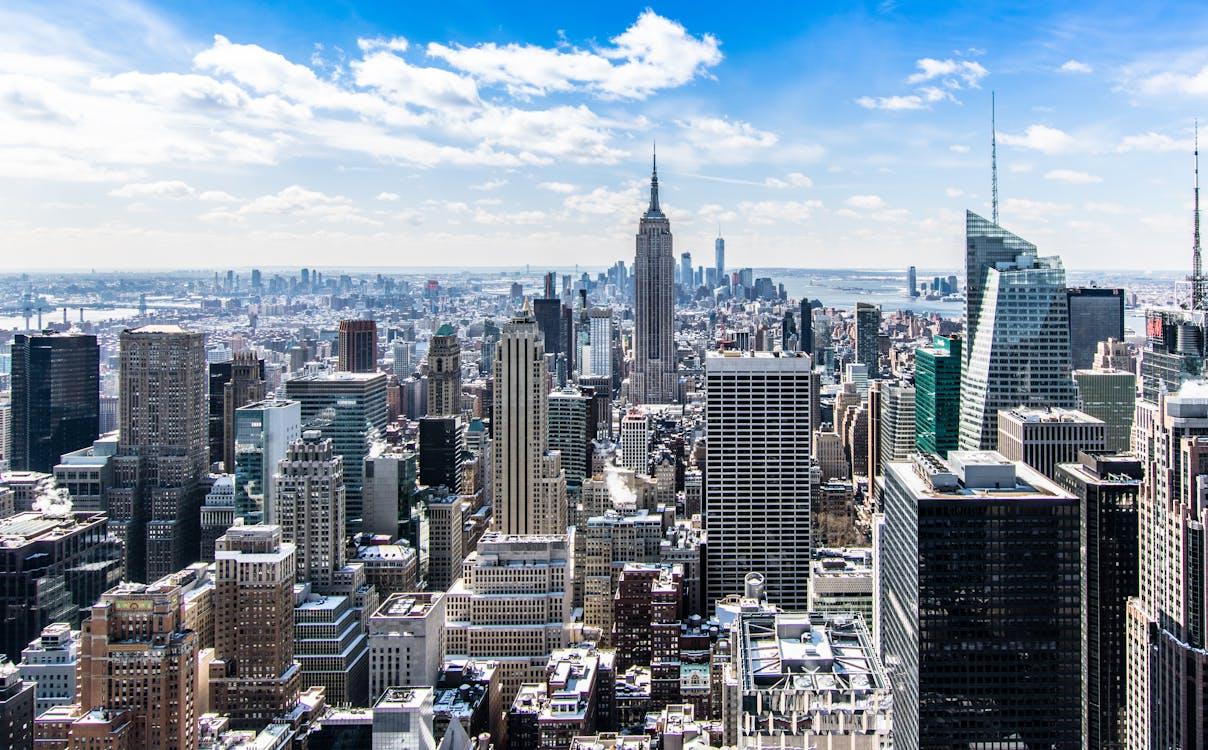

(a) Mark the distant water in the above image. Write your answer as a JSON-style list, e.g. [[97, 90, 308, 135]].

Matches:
[[770, 269, 964, 318]]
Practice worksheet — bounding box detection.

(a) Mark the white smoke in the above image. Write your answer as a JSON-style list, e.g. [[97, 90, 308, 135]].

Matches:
[[32, 486, 73, 517], [604, 465, 636, 508]]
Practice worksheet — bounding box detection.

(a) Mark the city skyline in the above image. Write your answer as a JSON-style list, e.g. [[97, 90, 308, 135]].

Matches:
[[3, 1, 1208, 270]]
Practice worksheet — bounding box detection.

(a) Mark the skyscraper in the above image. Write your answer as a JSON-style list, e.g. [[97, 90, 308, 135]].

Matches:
[[1055, 452, 1141, 750], [233, 399, 302, 525], [959, 249, 1076, 450], [1073, 368, 1135, 452], [547, 387, 591, 492], [273, 433, 344, 589], [853, 302, 881, 375], [78, 579, 199, 750], [714, 232, 725, 281], [881, 451, 1080, 748], [427, 324, 462, 417], [799, 298, 813, 355], [285, 371, 388, 531], [679, 252, 692, 289], [111, 325, 207, 582], [906, 265, 918, 296], [210, 524, 301, 730], [492, 307, 566, 536], [914, 334, 961, 457], [1126, 382, 1208, 749], [704, 351, 812, 610], [587, 308, 613, 380], [1067, 287, 1125, 371], [632, 152, 677, 404], [208, 351, 266, 471], [964, 210, 1037, 363], [10, 332, 99, 473], [338, 319, 378, 373]]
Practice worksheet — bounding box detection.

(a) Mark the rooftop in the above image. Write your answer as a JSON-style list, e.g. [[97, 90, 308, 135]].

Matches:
[[374, 592, 442, 619], [739, 612, 886, 694]]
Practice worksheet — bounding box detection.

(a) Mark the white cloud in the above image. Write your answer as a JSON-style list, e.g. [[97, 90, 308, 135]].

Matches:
[[1002, 197, 1070, 218], [1117, 131, 1192, 153], [1128, 65, 1208, 97], [426, 10, 722, 100], [376, 192, 401, 201], [906, 58, 988, 88], [564, 184, 642, 216], [1044, 168, 1101, 184], [110, 180, 195, 199], [471, 178, 508, 191], [856, 94, 926, 111], [738, 199, 823, 225], [1059, 59, 1093, 74], [949, 144, 971, 154], [199, 190, 238, 202], [207, 185, 377, 225], [765, 172, 812, 188], [538, 181, 576, 193], [845, 194, 886, 209], [945, 187, 965, 197], [999, 124, 1076, 154], [1008, 162, 1034, 173]]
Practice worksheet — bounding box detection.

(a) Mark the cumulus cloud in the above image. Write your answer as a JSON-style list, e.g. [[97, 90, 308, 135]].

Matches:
[[738, 199, 823, 224], [110, 180, 196, 198], [538, 181, 577, 193], [471, 178, 508, 191], [856, 94, 927, 111], [426, 10, 722, 100], [376, 192, 401, 201], [858, 55, 987, 111], [906, 58, 988, 88], [845, 194, 886, 209], [205, 185, 377, 225], [1059, 59, 1093, 74], [945, 187, 965, 197], [998, 124, 1076, 154], [564, 184, 643, 216], [1044, 168, 1101, 184], [1116, 131, 1192, 153], [765, 172, 813, 188]]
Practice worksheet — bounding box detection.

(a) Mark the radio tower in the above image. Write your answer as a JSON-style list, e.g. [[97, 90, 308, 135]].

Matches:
[[991, 91, 999, 225], [1194, 119, 1204, 310]]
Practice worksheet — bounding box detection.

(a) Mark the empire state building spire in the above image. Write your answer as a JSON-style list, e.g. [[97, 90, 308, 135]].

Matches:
[[647, 143, 661, 214]]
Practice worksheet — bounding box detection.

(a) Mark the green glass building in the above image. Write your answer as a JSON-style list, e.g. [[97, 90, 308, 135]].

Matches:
[[915, 335, 961, 456]]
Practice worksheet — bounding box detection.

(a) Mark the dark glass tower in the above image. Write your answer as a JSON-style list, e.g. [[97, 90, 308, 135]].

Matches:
[[338, 319, 378, 373], [418, 415, 463, 492], [881, 451, 1080, 748], [1055, 452, 1140, 750], [10, 332, 99, 472], [1067, 287, 1125, 370]]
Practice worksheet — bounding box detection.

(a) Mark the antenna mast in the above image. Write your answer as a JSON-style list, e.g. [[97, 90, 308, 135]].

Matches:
[[991, 91, 999, 225], [1195, 120, 1203, 310]]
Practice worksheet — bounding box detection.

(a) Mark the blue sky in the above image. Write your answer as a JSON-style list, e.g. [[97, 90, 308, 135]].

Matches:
[[2, 0, 1207, 271]]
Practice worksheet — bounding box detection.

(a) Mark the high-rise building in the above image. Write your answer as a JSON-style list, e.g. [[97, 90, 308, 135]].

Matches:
[[964, 210, 1037, 364], [632, 153, 677, 404], [210, 524, 301, 730], [798, 299, 813, 356], [914, 334, 961, 457], [877, 382, 915, 487], [881, 451, 1079, 748], [807, 548, 873, 626], [715, 233, 725, 282], [10, 332, 99, 473], [492, 308, 565, 536], [285, 371, 388, 531], [273, 433, 344, 589], [679, 252, 692, 289], [907, 265, 918, 297], [208, 352, 266, 471], [704, 351, 812, 610], [1055, 452, 1141, 750], [418, 416, 464, 492], [444, 533, 571, 704], [427, 324, 462, 417], [368, 592, 445, 701], [338, 319, 378, 373], [996, 406, 1106, 480], [0, 660, 33, 750], [1067, 287, 1125, 371], [959, 250, 1076, 450], [233, 399, 301, 525], [619, 409, 651, 474], [853, 303, 881, 374], [18, 623, 79, 716], [0, 509, 121, 662], [1126, 381, 1208, 749], [363, 441, 420, 543], [547, 387, 591, 492], [721, 611, 892, 749], [77, 579, 199, 750], [1073, 368, 1135, 453], [111, 325, 208, 582], [586, 309, 613, 380]]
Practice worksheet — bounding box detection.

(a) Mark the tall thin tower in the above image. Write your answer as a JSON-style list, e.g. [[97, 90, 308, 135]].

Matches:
[[1193, 120, 1204, 310], [992, 91, 999, 225], [632, 147, 677, 404]]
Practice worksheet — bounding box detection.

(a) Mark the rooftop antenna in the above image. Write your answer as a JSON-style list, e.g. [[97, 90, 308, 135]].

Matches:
[[991, 91, 999, 225], [1194, 119, 1204, 310]]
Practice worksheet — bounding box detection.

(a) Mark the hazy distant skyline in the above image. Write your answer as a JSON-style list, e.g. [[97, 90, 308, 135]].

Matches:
[[2, 1, 1207, 270]]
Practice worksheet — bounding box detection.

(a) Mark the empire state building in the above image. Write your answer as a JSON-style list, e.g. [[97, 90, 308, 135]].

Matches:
[[632, 152, 677, 404]]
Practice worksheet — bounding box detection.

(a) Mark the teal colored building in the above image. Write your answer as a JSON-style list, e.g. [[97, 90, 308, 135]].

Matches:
[[915, 335, 961, 456]]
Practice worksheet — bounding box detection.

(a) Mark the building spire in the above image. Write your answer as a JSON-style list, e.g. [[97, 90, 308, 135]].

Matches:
[[648, 141, 660, 213], [1195, 119, 1204, 310], [991, 91, 999, 225]]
